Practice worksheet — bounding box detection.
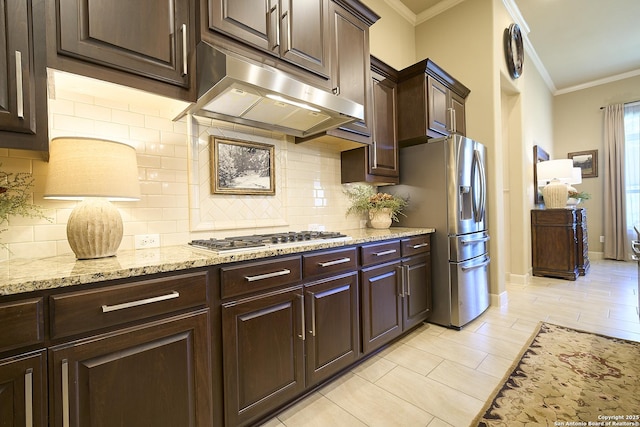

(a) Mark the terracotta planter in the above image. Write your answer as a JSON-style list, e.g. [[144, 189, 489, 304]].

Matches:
[[369, 208, 392, 229]]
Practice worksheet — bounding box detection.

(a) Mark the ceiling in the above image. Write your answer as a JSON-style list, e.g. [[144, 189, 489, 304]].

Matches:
[[392, 0, 640, 94]]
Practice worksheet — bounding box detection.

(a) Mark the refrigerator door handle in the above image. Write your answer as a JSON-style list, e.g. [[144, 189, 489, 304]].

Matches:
[[460, 235, 490, 245], [472, 149, 486, 223], [461, 256, 491, 272]]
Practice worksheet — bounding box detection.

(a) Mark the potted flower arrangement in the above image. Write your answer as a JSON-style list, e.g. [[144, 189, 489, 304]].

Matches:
[[344, 184, 408, 229]]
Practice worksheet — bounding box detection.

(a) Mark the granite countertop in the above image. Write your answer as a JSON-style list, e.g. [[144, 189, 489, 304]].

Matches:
[[0, 227, 434, 297]]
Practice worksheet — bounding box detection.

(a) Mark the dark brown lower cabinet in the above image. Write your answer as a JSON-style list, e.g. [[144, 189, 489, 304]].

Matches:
[[0, 351, 47, 427], [49, 309, 212, 427], [361, 254, 431, 355], [222, 287, 305, 427], [304, 272, 359, 387]]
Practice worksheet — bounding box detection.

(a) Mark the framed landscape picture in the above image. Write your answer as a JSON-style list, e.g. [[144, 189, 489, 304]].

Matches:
[[211, 137, 275, 195], [568, 149, 598, 178]]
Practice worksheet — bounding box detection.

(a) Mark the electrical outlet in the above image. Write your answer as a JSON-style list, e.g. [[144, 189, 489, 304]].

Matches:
[[135, 234, 160, 249], [600, 236, 605, 243]]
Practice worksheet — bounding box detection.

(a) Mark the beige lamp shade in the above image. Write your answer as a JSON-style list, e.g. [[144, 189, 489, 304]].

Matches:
[[45, 137, 140, 259], [44, 137, 141, 200]]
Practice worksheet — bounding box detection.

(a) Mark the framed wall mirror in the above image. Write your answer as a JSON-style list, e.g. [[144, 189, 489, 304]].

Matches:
[[533, 145, 549, 205]]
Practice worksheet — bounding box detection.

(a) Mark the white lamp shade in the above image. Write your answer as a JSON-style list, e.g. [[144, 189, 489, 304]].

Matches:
[[566, 167, 582, 185], [44, 137, 141, 200], [536, 159, 574, 183]]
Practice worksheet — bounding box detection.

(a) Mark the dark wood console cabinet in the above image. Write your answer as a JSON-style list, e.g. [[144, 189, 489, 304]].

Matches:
[[531, 208, 589, 280]]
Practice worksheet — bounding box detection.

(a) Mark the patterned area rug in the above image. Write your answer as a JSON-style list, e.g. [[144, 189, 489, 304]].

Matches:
[[473, 322, 640, 426]]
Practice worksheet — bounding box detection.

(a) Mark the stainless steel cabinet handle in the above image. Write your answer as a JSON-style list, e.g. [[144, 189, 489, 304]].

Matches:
[[461, 256, 491, 272], [404, 265, 411, 296], [181, 24, 188, 76], [411, 243, 429, 249], [101, 291, 180, 313], [374, 249, 397, 257], [298, 293, 305, 341], [452, 108, 457, 133], [244, 269, 291, 282], [447, 107, 454, 132], [318, 257, 351, 267], [308, 291, 316, 337], [25, 368, 33, 427], [396, 266, 405, 297], [62, 359, 69, 427], [269, 4, 280, 49], [15, 51, 24, 119], [281, 10, 291, 52]]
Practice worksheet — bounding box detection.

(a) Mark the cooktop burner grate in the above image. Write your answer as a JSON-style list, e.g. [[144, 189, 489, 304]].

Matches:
[[189, 231, 350, 252]]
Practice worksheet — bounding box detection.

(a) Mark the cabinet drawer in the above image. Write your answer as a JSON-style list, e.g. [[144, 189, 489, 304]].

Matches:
[[50, 271, 208, 340], [221, 256, 302, 299], [360, 240, 401, 266], [401, 235, 431, 257], [0, 298, 44, 353], [303, 247, 357, 278]]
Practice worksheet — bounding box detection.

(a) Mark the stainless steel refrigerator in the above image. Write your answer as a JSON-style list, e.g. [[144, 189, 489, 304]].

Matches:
[[386, 134, 490, 328]]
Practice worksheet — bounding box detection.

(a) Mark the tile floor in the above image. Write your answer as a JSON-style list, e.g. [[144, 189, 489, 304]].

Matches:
[[261, 259, 639, 427]]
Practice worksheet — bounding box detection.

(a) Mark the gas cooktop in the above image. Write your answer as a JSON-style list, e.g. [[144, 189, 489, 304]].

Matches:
[[189, 231, 352, 253]]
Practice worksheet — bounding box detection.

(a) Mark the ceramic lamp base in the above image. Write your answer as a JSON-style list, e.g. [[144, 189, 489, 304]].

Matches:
[[67, 198, 123, 259], [542, 180, 568, 209]]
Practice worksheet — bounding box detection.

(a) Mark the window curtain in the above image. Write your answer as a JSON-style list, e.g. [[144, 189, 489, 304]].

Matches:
[[603, 104, 626, 260], [624, 102, 640, 255]]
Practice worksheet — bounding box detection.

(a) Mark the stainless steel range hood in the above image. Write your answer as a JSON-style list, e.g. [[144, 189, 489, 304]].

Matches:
[[176, 42, 364, 138]]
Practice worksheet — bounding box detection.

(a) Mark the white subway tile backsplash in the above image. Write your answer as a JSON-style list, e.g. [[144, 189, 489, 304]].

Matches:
[[0, 76, 363, 259]]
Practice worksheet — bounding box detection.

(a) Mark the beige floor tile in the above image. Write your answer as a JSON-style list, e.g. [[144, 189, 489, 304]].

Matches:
[[427, 418, 455, 427], [375, 365, 484, 427], [350, 354, 397, 383], [474, 321, 536, 344], [475, 353, 516, 379], [275, 393, 367, 427], [403, 331, 488, 369], [381, 342, 444, 376], [320, 372, 434, 427], [426, 360, 500, 400]]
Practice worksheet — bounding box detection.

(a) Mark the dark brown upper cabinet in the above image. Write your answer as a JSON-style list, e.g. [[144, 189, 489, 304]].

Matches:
[[341, 56, 399, 185], [210, 0, 330, 78], [49, 0, 196, 101], [398, 58, 470, 144], [0, 0, 49, 151]]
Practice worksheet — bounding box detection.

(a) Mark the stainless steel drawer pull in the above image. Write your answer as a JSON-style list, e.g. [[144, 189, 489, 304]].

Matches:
[[298, 293, 305, 341], [460, 236, 490, 245], [62, 359, 69, 427], [245, 269, 291, 282], [181, 24, 188, 75], [318, 257, 351, 267], [101, 291, 180, 313], [411, 243, 429, 249], [25, 368, 33, 427], [15, 51, 24, 119], [374, 249, 397, 256]]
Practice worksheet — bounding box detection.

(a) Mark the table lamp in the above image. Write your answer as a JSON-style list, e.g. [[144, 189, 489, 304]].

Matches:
[[44, 137, 141, 259], [536, 159, 574, 209]]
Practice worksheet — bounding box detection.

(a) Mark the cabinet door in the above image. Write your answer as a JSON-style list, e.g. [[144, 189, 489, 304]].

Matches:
[[370, 68, 399, 178], [0, 351, 47, 427], [450, 91, 466, 136], [330, 1, 372, 140], [402, 254, 432, 330], [0, 0, 48, 151], [280, 0, 329, 77], [305, 272, 359, 386], [427, 75, 449, 137], [210, 0, 271, 52], [56, 0, 191, 87], [360, 260, 402, 354], [222, 287, 305, 427], [49, 310, 213, 427]]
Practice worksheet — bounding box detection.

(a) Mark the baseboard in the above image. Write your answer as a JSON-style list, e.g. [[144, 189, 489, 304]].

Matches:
[[507, 272, 530, 285], [589, 251, 604, 260], [490, 290, 509, 307]]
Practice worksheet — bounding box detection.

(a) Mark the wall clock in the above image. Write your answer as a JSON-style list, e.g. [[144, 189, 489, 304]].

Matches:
[[504, 23, 524, 79]]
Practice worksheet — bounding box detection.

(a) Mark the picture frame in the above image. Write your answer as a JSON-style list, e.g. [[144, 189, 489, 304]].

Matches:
[[211, 137, 275, 195], [568, 149, 598, 178], [533, 145, 550, 205]]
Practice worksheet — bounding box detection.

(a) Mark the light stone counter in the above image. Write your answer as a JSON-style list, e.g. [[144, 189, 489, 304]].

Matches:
[[0, 227, 434, 296]]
